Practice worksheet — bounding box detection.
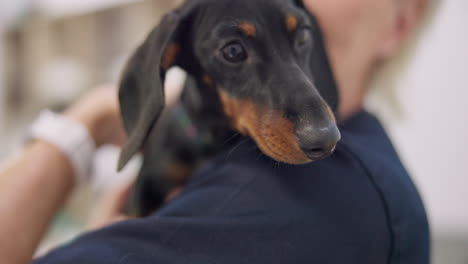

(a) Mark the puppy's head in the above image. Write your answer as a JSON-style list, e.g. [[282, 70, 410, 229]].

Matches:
[[118, 0, 341, 170]]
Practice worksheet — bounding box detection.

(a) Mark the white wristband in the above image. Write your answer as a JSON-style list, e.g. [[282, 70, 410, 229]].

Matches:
[[27, 110, 96, 185]]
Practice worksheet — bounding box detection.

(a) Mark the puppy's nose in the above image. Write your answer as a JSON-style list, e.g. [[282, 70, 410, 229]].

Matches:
[[295, 123, 341, 161]]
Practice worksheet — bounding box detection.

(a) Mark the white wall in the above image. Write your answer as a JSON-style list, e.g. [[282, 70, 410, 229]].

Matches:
[[0, 30, 4, 139], [34, 0, 143, 18], [0, 1, 14, 152], [369, 0, 468, 238]]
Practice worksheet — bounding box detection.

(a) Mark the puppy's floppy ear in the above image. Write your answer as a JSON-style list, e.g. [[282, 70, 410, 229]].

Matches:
[[293, 0, 305, 8], [118, 6, 195, 170], [293, 0, 340, 115]]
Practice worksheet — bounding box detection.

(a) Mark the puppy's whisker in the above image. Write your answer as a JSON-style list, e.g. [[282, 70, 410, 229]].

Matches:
[[222, 132, 241, 147], [225, 138, 250, 161]]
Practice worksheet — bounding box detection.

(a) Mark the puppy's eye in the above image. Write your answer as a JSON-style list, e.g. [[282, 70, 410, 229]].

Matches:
[[295, 28, 312, 48], [222, 42, 247, 63]]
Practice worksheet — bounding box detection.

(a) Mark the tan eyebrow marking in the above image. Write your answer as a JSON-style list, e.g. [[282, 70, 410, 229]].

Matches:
[[286, 15, 298, 32], [202, 74, 214, 88], [238, 22, 257, 37]]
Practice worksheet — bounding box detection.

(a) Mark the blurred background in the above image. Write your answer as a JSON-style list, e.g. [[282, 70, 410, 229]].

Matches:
[[0, 0, 466, 263]]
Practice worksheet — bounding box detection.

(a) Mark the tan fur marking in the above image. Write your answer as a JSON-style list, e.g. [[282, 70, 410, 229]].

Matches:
[[166, 162, 193, 186], [162, 43, 180, 70], [239, 22, 257, 37], [286, 15, 298, 32], [219, 90, 310, 164], [203, 74, 214, 88]]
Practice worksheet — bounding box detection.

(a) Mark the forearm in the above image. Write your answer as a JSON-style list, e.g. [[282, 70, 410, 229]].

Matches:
[[0, 86, 126, 263], [0, 141, 75, 264]]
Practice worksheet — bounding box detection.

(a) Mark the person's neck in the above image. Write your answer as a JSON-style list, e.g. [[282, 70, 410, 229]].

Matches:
[[337, 82, 367, 121]]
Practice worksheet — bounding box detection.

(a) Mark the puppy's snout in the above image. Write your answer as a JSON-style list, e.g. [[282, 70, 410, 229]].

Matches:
[[295, 122, 341, 161]]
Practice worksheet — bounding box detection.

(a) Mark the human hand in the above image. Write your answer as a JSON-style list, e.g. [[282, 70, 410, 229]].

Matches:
[[64, 69, 186, 148], [64, 84, 126, 147], [86, 180, 133, 230]]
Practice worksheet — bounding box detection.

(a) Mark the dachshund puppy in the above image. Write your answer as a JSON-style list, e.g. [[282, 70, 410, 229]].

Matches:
[[118, 0, 341, 216]]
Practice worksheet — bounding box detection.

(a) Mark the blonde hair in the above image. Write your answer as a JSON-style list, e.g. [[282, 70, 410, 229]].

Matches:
[[365, 0, 441, 120]]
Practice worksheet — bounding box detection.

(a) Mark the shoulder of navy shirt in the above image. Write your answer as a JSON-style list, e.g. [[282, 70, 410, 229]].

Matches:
[[35, 111, 429, 264]]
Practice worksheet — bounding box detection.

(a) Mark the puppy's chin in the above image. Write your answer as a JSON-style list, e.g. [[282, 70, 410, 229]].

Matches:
[[219, 90, 313, 164], [252, 133, 312, 165]]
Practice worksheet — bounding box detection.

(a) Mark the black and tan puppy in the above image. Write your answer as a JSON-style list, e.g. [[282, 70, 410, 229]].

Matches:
[[119, 0, 341, 216]]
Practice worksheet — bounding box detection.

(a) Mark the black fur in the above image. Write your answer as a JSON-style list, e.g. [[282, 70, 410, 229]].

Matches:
[[119, 0, 340, 216]]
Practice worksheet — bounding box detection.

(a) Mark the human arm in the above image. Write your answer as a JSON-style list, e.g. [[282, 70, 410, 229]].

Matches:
[[0, 87, 124, 264], [0, 69, 186, 264]]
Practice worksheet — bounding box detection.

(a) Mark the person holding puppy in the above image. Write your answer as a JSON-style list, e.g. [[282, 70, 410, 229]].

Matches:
[[0, 0, 432, 263]]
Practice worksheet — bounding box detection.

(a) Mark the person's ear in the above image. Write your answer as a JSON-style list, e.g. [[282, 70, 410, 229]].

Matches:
[[378, 0, 429, 58], [117, 3, 197, 170]]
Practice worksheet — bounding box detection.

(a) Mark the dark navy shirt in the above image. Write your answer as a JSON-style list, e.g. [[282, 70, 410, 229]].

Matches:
[[35, 111, 430, 264]]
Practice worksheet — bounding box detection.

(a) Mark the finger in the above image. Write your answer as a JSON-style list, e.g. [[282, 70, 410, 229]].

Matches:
[[108, 181, 133, 214], [87, 180, 134, 230]]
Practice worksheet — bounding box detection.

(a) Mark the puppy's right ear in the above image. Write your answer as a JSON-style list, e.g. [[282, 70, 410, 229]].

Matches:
[[118, 6, 195, 171]]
